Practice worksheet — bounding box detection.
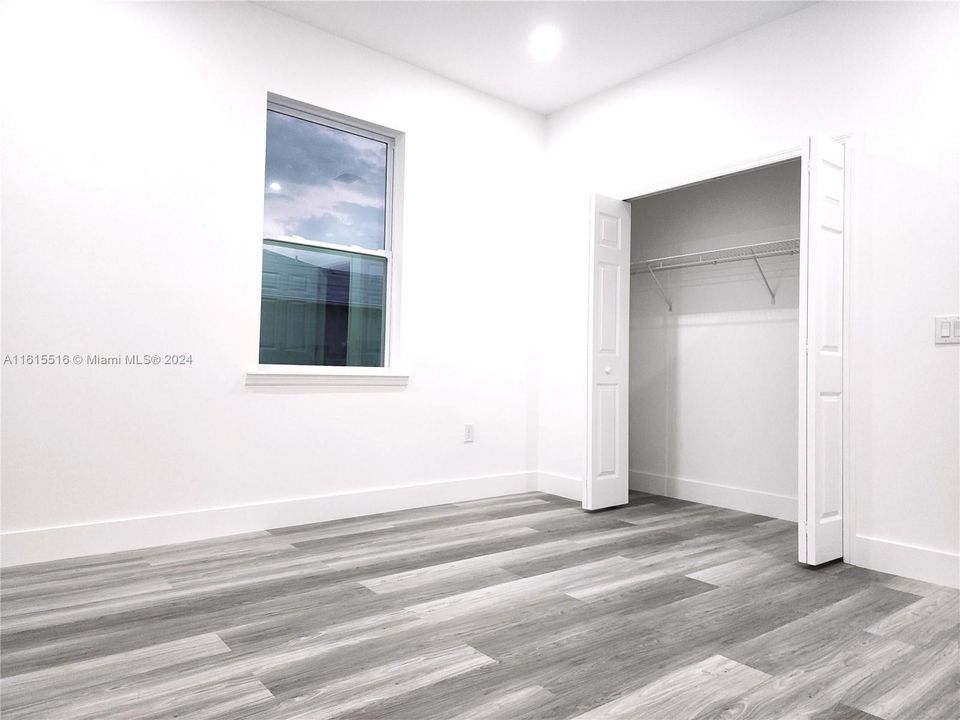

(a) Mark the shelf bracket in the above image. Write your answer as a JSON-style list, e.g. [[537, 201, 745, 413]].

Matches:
[[751, 251, 776, 304], [647, 266, 672, 312]]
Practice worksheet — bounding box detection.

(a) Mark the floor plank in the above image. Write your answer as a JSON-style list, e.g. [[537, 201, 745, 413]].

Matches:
[[570, 654, 770, 719], [865, 586, 960, 645], [845, 624, 960, 720]]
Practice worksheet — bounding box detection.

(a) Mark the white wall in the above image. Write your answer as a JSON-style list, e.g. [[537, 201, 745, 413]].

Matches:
[[0, 1, 546, 564], [629, 161, 801, 521], [540, 2, 960, 586]]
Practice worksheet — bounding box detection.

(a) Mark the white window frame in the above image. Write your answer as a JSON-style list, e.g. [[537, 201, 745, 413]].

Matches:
[[247, 94, 407, 388]]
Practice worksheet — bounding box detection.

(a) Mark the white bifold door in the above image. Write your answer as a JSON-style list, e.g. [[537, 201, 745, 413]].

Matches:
[[585, 194, 631, 510], [799, 136, 846, 565]]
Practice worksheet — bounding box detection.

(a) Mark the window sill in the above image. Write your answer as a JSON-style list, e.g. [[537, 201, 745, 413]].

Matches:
[[245, 366, 409, 388]]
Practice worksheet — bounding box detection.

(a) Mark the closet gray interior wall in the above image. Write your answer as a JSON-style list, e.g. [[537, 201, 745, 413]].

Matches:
[[629, 160, 801, 520]]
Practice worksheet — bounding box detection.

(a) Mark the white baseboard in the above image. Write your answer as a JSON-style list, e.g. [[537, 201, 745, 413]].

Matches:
[[851, 534, 959, 589], [0, 471, 539, 567], [629, 470, 797, 522], [537, 472, 583, 502], [10, 469, 954, 590]]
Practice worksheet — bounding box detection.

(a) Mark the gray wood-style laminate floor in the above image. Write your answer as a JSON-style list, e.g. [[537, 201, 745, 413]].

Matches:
[[2, 491, 958, 719]]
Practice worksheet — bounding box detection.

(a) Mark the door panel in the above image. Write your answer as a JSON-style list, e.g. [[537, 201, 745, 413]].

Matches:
[[800, 136, 846, 564], [586, 195, 631, 510], [598, 263, 620, 353], [598, 385, 619, 476]]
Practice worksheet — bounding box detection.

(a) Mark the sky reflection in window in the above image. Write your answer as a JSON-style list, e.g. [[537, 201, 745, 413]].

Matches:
[[263, 110, 387, 251]]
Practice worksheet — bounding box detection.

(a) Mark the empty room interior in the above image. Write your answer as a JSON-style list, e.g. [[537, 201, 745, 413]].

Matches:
[[1, 2, 958, 719]]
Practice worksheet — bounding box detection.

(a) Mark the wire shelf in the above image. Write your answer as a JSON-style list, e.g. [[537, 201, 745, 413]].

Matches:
[[632, 238, 800, 274], [631, 238, 800, 311]]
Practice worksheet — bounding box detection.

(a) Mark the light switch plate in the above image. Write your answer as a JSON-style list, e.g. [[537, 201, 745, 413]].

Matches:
[[934, 315, 960, 345]]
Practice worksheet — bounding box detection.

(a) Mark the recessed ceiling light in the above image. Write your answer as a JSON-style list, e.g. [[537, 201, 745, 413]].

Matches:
[[528, 24, 562, 62], [269, 181, 282, 191]]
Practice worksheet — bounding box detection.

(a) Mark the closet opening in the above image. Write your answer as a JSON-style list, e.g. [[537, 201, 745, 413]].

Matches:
[[627, 159, 802, 526]]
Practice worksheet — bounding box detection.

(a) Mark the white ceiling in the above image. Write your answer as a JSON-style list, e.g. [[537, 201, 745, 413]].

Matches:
[[259, 1, 813, 114]]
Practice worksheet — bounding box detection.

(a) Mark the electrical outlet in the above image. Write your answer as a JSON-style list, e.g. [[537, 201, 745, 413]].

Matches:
[[935, 315, 960, 345], [463, 424, 475, 443]]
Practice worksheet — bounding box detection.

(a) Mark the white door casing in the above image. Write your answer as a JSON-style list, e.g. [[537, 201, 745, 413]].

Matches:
[[585, 194, 631, 510], [799, 136, 846, 565]]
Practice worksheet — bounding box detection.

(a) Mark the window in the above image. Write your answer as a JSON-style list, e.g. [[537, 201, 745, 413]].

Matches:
[[259, 96, 399, 368]]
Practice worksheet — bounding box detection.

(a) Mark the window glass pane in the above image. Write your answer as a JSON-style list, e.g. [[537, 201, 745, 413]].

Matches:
[[259, 240, 386, 367], [263, 109, 387, 251]]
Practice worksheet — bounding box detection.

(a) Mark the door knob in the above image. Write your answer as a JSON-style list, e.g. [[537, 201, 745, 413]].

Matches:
[[604, 367, 612, 374]]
